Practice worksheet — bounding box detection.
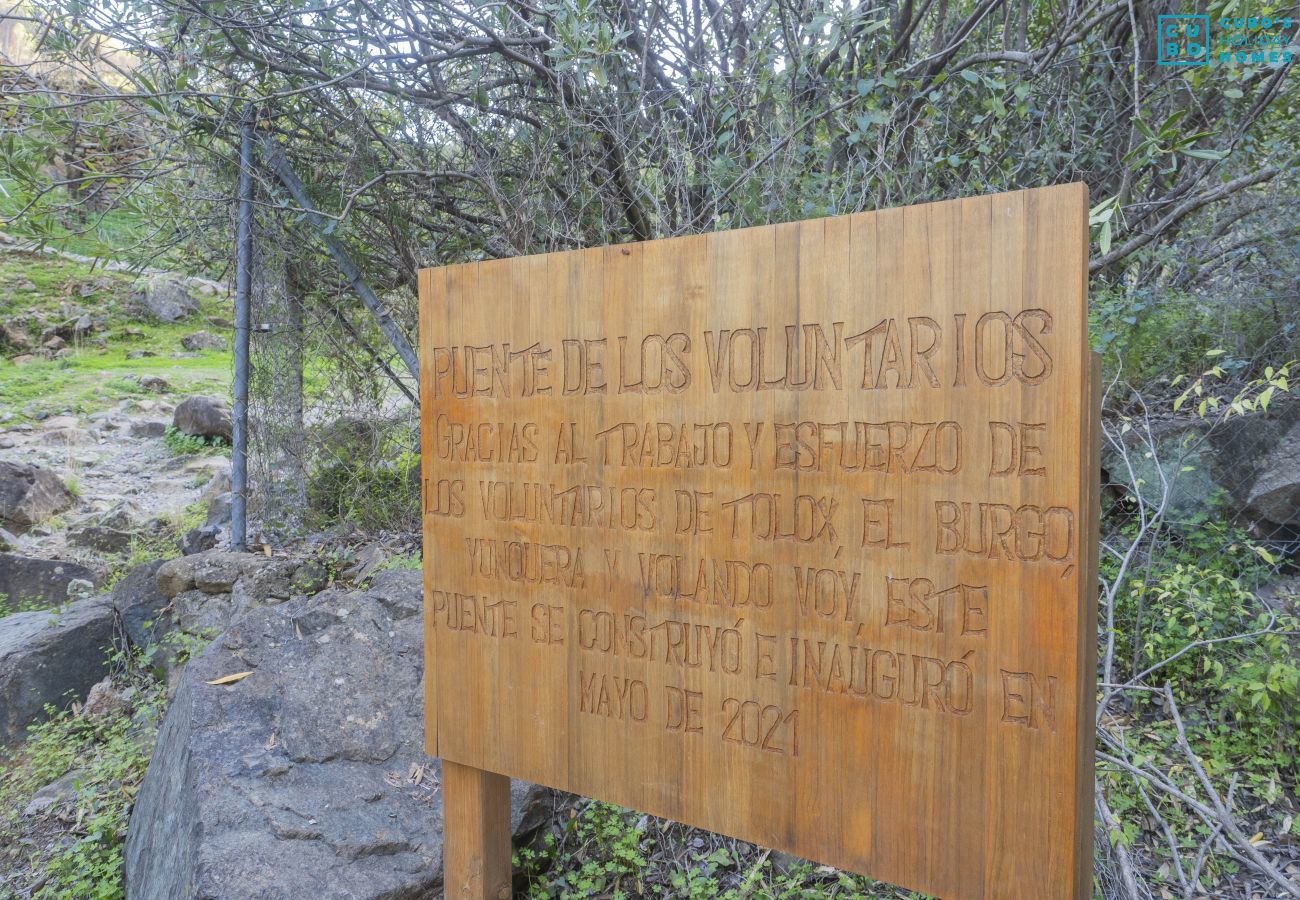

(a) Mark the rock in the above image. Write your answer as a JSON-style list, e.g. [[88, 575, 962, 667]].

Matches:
[[200, 466, 232, 501], [68, 525, 136, 554], [0, 320, 31, 353], [205, 492, 233, 527], [22, 769, 88, 818], [40, 427, 91, 446], [132, 274, 201, 323], [0, 596, 117, 742], [0, 527, 20, 551], [125, 350, 158, 360], [109, 560, 173, 652], [66, 578, 96, 599], [171, 588, 237, 635], [11, 354, 37, 366], [180, 331, 228, 352], [0, 553, 97, 606], [179, 525, 219, 556], [139, 375, 170, 393], [82, 677, 132, 721], [41, 334, 65, 352], [1208, 402, 1300, 537], [156, 550, 261, 599], [173, 396, 232, 442], [130, 420, 168, 439], [125, 571, 552, 898], [0, 461, 76, 527]]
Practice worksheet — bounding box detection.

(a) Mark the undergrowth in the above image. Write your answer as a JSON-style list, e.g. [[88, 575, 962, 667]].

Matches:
[[0, 646, 164, 900]]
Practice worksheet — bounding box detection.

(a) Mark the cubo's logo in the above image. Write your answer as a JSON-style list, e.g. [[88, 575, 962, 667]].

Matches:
[[1158, 14, 1211, 65]]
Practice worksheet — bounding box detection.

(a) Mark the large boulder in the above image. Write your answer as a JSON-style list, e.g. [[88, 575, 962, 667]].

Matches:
[[0, 595, 117, 742], [0, 461, 76, 528], [0, 553, 97, 606], [180, 331, 228, 352], [132, 274, 201, 323], [109, 560, 173, 652], [1209, 401, 1300, 539], [173, 396, 233, 442], [125, 570, 552, 899]]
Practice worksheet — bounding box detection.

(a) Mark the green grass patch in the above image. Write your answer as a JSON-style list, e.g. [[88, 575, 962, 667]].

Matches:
[[0, 252, 232, 423]]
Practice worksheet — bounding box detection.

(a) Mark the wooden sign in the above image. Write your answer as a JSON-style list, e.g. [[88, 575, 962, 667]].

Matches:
[[419, 184, 1098, 900]]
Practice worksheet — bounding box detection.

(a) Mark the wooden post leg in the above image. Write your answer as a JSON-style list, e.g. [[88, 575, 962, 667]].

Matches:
[[442, 761, 512, 900]]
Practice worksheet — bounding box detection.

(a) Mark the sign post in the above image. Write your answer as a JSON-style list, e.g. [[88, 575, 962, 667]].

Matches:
[[419, 184, 1098, 900]]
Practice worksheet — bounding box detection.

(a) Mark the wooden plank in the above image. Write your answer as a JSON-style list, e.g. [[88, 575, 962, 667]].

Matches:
[[419, 184, 1096, 899], [441, 761, 512, 900]]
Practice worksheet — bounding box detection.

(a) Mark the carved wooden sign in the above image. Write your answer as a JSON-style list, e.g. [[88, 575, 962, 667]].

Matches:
[[419, 184, 1097, 900]]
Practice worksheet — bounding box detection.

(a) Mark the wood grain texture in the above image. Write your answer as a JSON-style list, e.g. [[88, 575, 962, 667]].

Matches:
[[441, 761, 513, 900], [419, 184, 1097, 899]]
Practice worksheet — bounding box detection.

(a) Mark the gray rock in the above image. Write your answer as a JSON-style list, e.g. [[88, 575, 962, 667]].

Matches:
[[172, 589, 237, 636], [0, 527, 20, 551], [22, 769, 88, 818], [180, 331, 228, 352], [1208, 401, 1300, 537], [139, 375, 170, 393], [109, 560, 172, 651], [178, 525, 219, 556], [68, 525, 136, 554], [125, 571, 551, 899], [173, 396, 232, 442], [130, 420, 168, 439], [0, 553, 97, 606], [65, 578, 96, 599], [155, 550, 263, 599], [0, 461, 76, 528], [133, 275, 201, 323], [0, 596, 116, 742], [0, 319, 32, 353]]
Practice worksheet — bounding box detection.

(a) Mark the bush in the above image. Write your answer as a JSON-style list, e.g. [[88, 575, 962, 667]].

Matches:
[[162, 425, 227, 456]]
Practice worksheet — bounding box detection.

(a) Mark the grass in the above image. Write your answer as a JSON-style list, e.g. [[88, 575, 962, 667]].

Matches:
[[0, 649, 164, 900], [0, 252, 231, 423]]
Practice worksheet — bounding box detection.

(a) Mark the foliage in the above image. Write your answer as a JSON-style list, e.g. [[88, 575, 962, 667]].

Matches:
[[306, 441, 420, 532], [162, 424, 227, 456], [515, 800, 932, 898], [0, 649, 165, 900], [0, 592, 47, 618]]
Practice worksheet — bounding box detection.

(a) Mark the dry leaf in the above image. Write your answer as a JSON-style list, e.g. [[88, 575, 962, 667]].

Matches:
[[205, 671, 254, 686]]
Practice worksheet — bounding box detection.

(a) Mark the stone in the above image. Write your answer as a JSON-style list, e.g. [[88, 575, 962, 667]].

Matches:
[[125, 571, 552, 898], [179, 525, 219, 556], [0, 320, 31, 353], [66, 578, 96, 599], [0, 553, 97, 606], [0, 596, 117, 742], [0, 527, 20, 551], [22, 769, 88, 818], [109, 560, 173, 652], [132, 274, 201, 323], [172, 588, 237, 636], [68, 525, 136, 554], [82, 677, 132, 721], [11, 354, 37, 366], [155, 550, 261, 599], [1208, 401, 1300, 535], [180, 331, 228, 352], [130, 420, 168, 439], [173, 396, 232, 442], [0, 461, 76, 527], [39, 427, 91, 446], [138, 375, 170, 393]]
